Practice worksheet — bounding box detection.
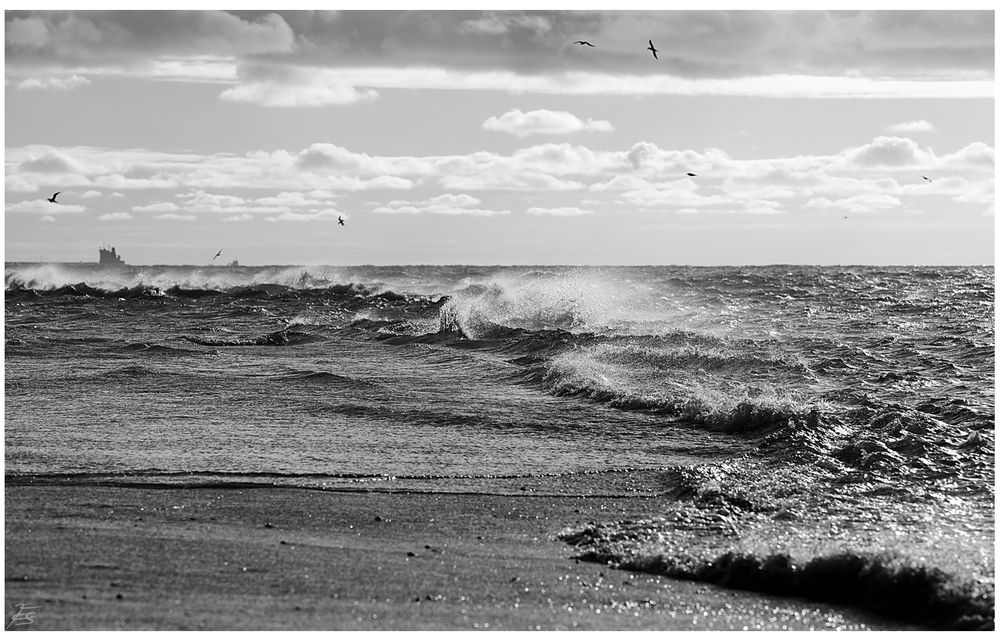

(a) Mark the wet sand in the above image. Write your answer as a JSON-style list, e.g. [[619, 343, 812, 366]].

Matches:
[[4, 484, 907, 630]]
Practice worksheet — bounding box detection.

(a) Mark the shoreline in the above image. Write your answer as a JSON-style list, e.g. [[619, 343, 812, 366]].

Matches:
[[4, 485, 910, 631]]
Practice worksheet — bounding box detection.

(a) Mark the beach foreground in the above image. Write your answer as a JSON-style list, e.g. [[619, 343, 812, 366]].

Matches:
[[5, 485, 908, 631]]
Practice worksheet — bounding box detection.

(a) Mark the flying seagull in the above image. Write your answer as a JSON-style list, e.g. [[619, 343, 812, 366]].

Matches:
[[47, 192, 61, 204], [574, 40, 595, 47], [212, 250, 222, 261], [921, 175, 932, 183], [686, 172, 697, 177], [338, 216, 345, 226], [647, 39, 659, 59]]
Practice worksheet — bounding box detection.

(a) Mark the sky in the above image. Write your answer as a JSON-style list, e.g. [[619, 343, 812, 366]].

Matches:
[[3, 7, 995, 265]]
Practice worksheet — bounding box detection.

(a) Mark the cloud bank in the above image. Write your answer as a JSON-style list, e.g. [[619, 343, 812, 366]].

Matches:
[[5, 134, 992, 220], [5, 10, 993, 102]]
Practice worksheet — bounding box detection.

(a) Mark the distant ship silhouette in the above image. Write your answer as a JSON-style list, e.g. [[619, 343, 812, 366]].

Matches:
[[98, 245, 125, 267]]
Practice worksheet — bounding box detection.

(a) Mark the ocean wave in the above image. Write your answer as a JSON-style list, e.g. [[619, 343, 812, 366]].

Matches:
[[278, 370, 378, 388], [4, 277, 450, 320], [541, 340, 820, 433], [561, 525, 993, 630], [121, 342, 213, 357], [437, 270, 670, 338], [182, 329, 322, 347]]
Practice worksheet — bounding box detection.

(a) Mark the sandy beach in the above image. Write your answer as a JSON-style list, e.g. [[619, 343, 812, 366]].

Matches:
[[5, 483, 909, 631]]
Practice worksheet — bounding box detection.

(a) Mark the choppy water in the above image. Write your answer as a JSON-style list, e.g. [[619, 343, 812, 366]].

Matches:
[[4, 263, 994, 628]]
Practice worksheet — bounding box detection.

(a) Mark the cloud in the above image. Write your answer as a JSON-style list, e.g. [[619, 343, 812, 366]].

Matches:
[[16, 74, 90, 91], [846, 136, 935, 168], [180, 190, 246, 211], [220, 63, 378, 107], [80, 190, 103, 199], [374, 194, 509, 216], [5, 200, 85, 214], [484, 108, 613, 137], [440, 173, 584, 191], [133, 202, 180, 213], [149, 57, 238, 83], [460, 14, 552, 36], [223, 213, 254, 222], [6, 11, 295, 59], [254, 191, 328, 208], [99, 212, 132, 221], [5, 11, 993, 102], [940, 142, 994, 169], [526, 206, 593, 216], [266, 209, 344, 222], [217, 66, 993, 101], [885, 120, 937, 134], [5, 135, 992, 219], [17, 150, 88, 174], [804, 194, 903, 213], [296, 143, 407, 174], [156, 213, 196, 221]]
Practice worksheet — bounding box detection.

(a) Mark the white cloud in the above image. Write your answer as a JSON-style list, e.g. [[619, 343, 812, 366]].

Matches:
[[223, 213, 254, 222], [5, 175, 40, 192], [940, 142, 994, 169], [742, 199, 783, 215], [133, 202, 180, 213], [848, 136, 934, 168], [460, 14, 552, 35], [95, 175, 179, 190], [441, 173, 584, 191], [221, 79, 377, 107], [150, 57, 238, 83], [17, 150, 88, 174], [804, 194, 903, 213], [254, 191, 327, 208], [5, 135, 992, 219], [16, 75, 90, 91], [80, 190, 102, 199], [40, 215, 55, 223], [5, 200, 85, 214], [885, 120, 937, 134], [374, 194, 509, 216], [484, 109, 614, 137], [214, 67, 993, 101], [220, 64, 379, 107], [156, 213, 196, 221], [266, 209, 344, 222], [99, 212, 133, 221], [526, 206, 594, 216], [180, 191, 246, 211]]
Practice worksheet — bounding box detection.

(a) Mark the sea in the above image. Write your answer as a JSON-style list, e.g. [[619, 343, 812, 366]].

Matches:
[[4, 262, 995, 629]]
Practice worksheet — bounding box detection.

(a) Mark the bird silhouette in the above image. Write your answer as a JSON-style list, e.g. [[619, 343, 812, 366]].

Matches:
[[921, 175, 932, 183], [574, 40, 595, 47], [47, 192, 61, 204], [338, 216, 345, 226], [686, 172, 697, 177], [647, 40, 659, 59], [212, 250, 222, 261]]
